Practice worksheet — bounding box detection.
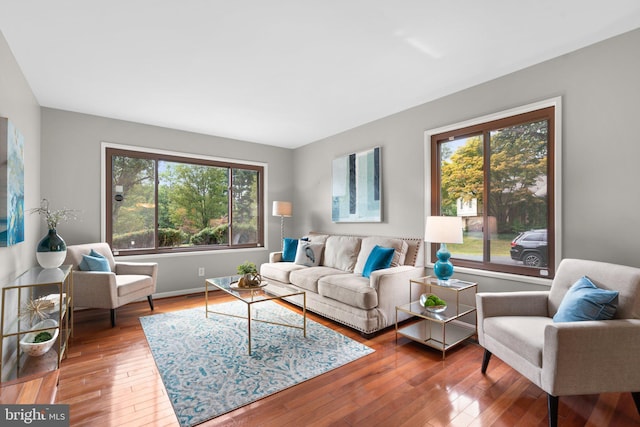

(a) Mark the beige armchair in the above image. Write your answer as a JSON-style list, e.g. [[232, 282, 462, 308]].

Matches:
[[64, 242, 158, 327], [477, 258, 640, 427]]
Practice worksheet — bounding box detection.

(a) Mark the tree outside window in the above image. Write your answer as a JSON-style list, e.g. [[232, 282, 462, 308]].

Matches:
[[430, 106, 556, 278], [106, 148, 263, 254]]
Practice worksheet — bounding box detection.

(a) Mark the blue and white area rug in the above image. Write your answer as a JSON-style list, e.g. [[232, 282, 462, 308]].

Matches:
[[139, 300, 374, 427]]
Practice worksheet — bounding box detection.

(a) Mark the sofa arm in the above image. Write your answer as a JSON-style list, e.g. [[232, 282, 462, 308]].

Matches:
[[371, 266, 426, 327], [72, 271, 118, 309], [269, 252, 283, 263], [542, 319, 640, 396], [476, 291, 550, 319]]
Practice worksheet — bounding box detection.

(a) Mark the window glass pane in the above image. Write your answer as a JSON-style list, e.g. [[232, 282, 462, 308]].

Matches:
[[439, 135, 484, 262], [158, 161, 229, 248], [111, 156, 156, 250], [489, 119, 548, 268], [231, 168, 259, 244]]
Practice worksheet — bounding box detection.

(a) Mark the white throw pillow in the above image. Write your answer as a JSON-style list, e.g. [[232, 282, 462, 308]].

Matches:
[[322, 236, 361, 271], [294, 240, 324, 267]]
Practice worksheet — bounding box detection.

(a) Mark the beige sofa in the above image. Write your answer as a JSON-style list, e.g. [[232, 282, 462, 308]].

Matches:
[[260, 232, 425, 335]]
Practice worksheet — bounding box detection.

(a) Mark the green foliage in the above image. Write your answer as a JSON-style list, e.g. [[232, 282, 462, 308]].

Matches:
[[112, 229, 155, 249], [190, 224, 229, 245], [33, 332, 53, 343], [237, 261, 257, 275], [158, 228, 188, 247], [440, 120, 548, 233]]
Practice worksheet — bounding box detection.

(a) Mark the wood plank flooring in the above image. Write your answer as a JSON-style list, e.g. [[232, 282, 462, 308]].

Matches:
[[57, 293, 639, 426]]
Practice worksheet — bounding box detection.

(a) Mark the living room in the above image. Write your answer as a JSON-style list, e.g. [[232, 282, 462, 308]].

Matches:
[[1, 2, 640, 426]]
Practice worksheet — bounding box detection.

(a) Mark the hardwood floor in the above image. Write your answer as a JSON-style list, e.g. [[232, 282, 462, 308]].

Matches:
[[57, 293, 639, 426]]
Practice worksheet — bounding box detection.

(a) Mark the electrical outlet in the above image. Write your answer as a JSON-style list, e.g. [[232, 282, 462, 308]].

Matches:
[[198, 267, 205, 277]]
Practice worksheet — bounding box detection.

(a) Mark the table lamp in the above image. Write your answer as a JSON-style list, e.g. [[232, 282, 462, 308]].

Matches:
[[425, 216, 463, 285], [272, 201, 292, 250]]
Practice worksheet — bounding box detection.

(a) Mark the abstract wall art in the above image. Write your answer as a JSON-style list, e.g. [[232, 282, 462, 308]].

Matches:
[[332, 146, 381, 222], [0, 118, 25, 247]]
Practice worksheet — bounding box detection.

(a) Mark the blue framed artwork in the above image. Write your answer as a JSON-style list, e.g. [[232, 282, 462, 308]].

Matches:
[[0, 118, 25, 246], [332, 146, 381, 222]]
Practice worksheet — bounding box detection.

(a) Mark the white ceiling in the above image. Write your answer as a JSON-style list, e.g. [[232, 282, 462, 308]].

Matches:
[[1, 1, 640, 148]]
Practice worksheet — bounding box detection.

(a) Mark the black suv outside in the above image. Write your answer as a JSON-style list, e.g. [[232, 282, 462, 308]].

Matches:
[[510, 229, 548, 267]]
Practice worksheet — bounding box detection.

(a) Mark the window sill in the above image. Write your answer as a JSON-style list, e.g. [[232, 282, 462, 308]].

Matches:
[[427, 263, 553, 288]]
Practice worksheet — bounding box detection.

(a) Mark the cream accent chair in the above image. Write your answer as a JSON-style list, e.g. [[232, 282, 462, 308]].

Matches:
[[64, 242, 158, 327], [477, 258, 640, 427]]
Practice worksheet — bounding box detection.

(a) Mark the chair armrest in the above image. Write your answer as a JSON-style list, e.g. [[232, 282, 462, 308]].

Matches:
[[542, 319, 640, 396], [115, 262, 158, 277], [72, 271, 118, 309], [269, 252, 283, 263], [476, 291, 550, 319]]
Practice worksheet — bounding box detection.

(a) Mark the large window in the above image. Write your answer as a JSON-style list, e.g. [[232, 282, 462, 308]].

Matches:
[[105, 147, 264, 255], [428, 101, 559, 278]]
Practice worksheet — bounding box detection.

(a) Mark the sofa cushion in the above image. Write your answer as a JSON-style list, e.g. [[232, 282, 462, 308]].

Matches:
[[483, 315, 552, 368], [322, 235, 361, 272], [318, 274, 378, 310], [362, 245, 395, 278], [260, 262, 306, 284], [294, 240, 324, 267], [553, 276, 619, 322], [354, 237, 408, 274], [290, 267, 347, 293]]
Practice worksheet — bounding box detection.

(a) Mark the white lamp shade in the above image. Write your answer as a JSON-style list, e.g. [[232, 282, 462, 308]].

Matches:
[[425, 216, 463, 244], [272, 201, 292, 217]]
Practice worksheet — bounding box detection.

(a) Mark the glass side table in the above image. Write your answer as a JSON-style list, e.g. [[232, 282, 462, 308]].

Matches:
[[395, 276, 477, 359]]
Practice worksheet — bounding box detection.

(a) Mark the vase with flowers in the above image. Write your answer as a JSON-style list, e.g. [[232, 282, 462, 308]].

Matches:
[[29, 198, 79, 269]]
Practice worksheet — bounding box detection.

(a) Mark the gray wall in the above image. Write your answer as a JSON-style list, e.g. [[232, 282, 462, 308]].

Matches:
[[0, 31, 41, 286], [293, 28, 640, 292], [40, 109, 294, 295]]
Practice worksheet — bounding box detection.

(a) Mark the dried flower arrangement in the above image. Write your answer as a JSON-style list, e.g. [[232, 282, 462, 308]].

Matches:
[[28, 198, 79, 230]]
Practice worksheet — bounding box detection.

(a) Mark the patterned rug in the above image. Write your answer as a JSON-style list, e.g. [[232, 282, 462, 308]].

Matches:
[[139, 300, 374, 427]]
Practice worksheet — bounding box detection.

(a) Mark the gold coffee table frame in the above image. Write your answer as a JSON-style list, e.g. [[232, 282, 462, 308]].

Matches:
[[205, 275, 306, 355]]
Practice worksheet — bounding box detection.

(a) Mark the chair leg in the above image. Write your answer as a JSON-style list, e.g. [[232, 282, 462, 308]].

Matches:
[[481, 349, 492, 373], [547, 394, 558, 427], [110, 309, 116, 327], [632, 392, 640, 415], [147, 295, 154, 311]]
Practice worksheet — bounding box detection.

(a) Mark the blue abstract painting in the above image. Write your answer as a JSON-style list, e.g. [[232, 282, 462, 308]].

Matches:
[[0, 118, 25, 247], [332, 146, 381, 222]]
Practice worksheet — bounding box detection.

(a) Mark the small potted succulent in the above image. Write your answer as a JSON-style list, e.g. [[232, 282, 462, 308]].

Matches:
[[236, 261, 262, 288]]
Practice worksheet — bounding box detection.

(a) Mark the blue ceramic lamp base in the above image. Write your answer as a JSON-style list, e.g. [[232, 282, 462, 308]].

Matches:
[[433, 243, 454, 286]]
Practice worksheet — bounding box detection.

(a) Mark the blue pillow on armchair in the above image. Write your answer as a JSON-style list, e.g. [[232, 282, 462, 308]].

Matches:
[[553, 276, 619, 322], [79, 249, 111, 272]]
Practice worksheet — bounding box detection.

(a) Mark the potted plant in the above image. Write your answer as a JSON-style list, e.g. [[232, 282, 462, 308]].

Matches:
[[236, 261, 261, 288]]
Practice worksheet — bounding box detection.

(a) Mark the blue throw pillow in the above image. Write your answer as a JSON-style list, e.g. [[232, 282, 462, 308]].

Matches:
[[553, 276, 619, 322], [80, 250, 111, 272], [282, 238, 298, 262], [362, 245, 395, 278], [79, 249, 104, 271]]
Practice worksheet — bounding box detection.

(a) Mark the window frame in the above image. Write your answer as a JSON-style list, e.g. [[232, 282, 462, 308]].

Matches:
[[102, 143, 265, 256], [425, 97, 562, 281]]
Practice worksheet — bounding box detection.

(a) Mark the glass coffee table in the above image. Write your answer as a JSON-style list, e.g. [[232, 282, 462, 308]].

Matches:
[[205, 275, 306, 355]]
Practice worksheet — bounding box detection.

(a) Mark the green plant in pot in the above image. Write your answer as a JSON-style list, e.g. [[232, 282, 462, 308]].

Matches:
[[237, 261, 261, 288]]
